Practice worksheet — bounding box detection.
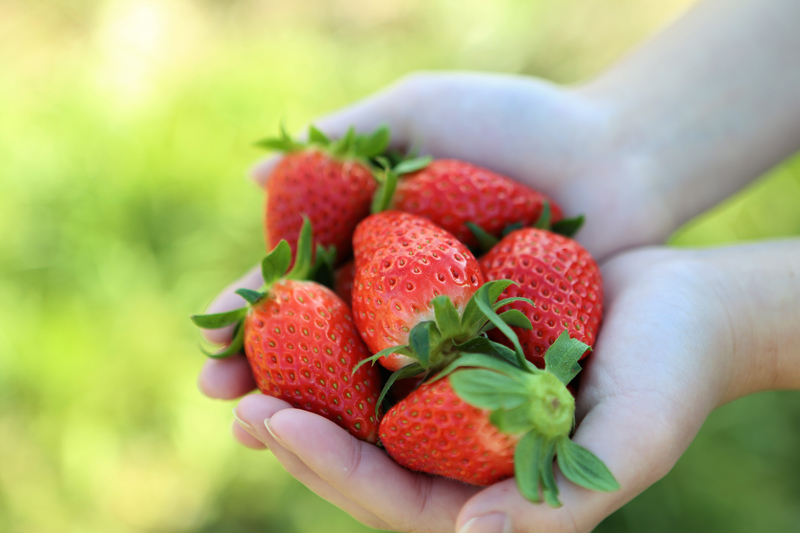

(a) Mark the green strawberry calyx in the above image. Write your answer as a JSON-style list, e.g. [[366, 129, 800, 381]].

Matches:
[[370, 154, 433, 213], [189, 217, 334, 359], [431, 331, 620, 507], [355, 279, 538, 414], [466, 201, 586, 255], [254, 122, 394, 165]]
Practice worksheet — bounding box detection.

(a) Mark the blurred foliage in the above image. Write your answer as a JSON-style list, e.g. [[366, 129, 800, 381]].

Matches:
[[1, 0, 799, 531]]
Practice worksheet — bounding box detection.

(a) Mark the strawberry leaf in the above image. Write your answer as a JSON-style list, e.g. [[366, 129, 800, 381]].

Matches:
[[287, 216, 314, 280], [432, 296, 461, 339], [466, 222, 499, 254], [376, 363, 425, 416], [200, 321, 245, 359], [555, 437, 620, 492], [235, 288, 265, 305], [262, 240, 292, 286], [551, 215, 584, 238], [501, 222, 525, 237], [309, 244, 337, 290], [409, 321, 435, 369], [356, 125, 390, 158], [331, 126, 357, 156], [352, 344, 408, 373], [431, 353, 527, 384], [515, 432, 561, 507], [543, 330, 590, 386], [190, 307, 247, 329], [533, 201, 552, 229], [473, 288, 528, 369], [493, 296, 535, 311], [449, 369, 530, 410], [308, 124, 330, 146], [371, 169, 399, 213], [489, 404, 535, 434], [497, 309, 533, 330], [393, 155, 432, 174]]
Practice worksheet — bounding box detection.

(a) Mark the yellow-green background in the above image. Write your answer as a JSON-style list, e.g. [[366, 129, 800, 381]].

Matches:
[[2, 0, 800, 531]]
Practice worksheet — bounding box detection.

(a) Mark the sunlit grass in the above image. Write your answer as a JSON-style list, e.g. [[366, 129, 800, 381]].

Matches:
[[1, 0, 798, 531]]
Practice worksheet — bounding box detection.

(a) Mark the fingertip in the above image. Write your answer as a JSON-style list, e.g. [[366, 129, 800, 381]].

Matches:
[[250, 155, 281, 187], [232, 418, 268, 450], [197, 356, 257, 399]]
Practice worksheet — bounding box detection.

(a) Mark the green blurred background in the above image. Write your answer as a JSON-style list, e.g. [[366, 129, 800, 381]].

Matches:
[[2, 0, 799, 531]]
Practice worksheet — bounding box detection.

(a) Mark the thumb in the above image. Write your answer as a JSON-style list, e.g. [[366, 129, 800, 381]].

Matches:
[[455, 390, 708, 533]]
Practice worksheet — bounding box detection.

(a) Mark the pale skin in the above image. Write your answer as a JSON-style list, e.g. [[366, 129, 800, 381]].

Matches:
[[198, 0, 800, 531]]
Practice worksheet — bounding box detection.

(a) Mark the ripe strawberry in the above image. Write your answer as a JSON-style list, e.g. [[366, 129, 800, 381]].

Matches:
[[479, 228, 603, 367], [351, 211, 485, 371], [192, 220, 382, 442], [377, 159, 564, 248], [380, 333, 619, 506], [333, 259, 356, 305], [258, 124, 390, 263]]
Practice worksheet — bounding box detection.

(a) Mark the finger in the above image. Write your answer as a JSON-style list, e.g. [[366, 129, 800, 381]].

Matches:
[[235, 395, 392, 531], [201, 265, 263, 345], [455, 391, 704, 533], [250, 84, 413, 186], [231, 418, 266, 450], [267, 407, 479, 532], [198, 355, 256, 399]]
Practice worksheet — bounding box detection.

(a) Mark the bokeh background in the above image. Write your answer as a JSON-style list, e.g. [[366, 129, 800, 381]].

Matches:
[[2, 0, 800, 531]]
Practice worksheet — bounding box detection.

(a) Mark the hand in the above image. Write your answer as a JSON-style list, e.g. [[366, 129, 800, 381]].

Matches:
[[202, 244, 791, 532]]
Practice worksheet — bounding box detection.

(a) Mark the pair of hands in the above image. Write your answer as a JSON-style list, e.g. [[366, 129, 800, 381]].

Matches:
[[198, 74, 766, 533]]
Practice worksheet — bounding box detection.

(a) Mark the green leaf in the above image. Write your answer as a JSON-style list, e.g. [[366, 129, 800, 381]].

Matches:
[[539, 438, 561, 507], [556, 437, 620, 492], [356, 125, 390, 158], [190, 307, 248, 329], [514, 431, 545, 503], [489, 404, 535, 434], [431, 352, 527, 383], [544, 330, 590, 386], [488, 341, 524, 366], [493, 296, 535, 311], [449, 369, 530, 410], [262, 240, 292, 286], [352, 344, 408, 374], [551, 215, 585, 238], [310, 244, 337, 290], [473, 288, 528, 369], [235, 288, 265, 305], [376, 363, 425, 416], [486, 279, 516, 305], [409, 321, 435, 369], [287, 216, 314, 280], [253, 138, 295, 152], [371, 169, 399, 213], [460, 281, 514, 333], [533, 200, 552, 229], [393, 155, 432, 174], [200, 321, 245, 359], [496, 309, 532, 330], [451, 338, 521, 367], [465, 222, 500, 254], [501, 222, 525, 237], [308, 124, 330, 146], [432, 296, 462, 339], [332, 126, 356, 156]]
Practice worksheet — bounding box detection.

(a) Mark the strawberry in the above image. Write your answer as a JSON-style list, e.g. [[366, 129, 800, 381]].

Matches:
[[333, 259, 356, 305], [191, 219, 382, 442], [351, 211, 486, 371], [380, 332, 619, 506], [372, 158, 565, 249], [479, 228, 603, 367], [258, 124, 390, 264]]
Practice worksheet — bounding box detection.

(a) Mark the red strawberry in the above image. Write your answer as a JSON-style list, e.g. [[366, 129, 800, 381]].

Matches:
[[259, 124, 390, 263], [380, 375, 517, 485], [380, 334, 619, 506], [192, 219, 382, 442], [243, 279, 380, 442], [333, 259, 356, 305], [351, 211, 484, 371], [384, 159, 563, 248], [479, 228, 603, 367]]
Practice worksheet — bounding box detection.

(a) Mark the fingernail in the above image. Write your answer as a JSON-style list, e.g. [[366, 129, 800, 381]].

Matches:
[[459, 513, 512, 533], [264, 417, 288, 448], [232, 409, 255, 434]]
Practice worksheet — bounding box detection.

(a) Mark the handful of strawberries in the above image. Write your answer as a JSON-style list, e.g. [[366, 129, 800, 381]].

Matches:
[[192, 124, 618, 507]]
